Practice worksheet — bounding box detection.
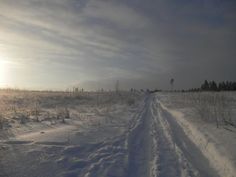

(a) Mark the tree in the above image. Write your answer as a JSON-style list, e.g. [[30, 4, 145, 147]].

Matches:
[[209, 81, 218, 91], [233, 82, 236, 90], [218, 82, 223, 91], [115, 80, 119, 93], [201, 80, 209, 91], [225, 81, 230, 90], [221, 81, 226, 91], [170, 78, 174, 91]]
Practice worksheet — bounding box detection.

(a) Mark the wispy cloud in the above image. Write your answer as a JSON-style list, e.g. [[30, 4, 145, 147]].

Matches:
[[0, 0, 235, 90]]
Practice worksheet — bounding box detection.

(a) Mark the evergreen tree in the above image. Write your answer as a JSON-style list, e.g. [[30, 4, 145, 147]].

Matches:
[[210, 81, 218, 91], [233, 82, 236, 90], [218, 82, 222, 91], [222, 81, 226, 90], [226, 81, 230, 90], [201, 80, 209, 91], [200, 80, 236, 91]]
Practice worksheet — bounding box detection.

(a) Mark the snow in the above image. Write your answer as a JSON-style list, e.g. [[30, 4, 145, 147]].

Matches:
[[0, 91, 142, 177], [156, 92, 236, 177], [0, 90, 235, 177]]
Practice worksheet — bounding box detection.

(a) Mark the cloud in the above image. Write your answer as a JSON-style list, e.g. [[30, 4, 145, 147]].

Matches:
[[0, 0, 235, 90], [83, 0, 152, 30]]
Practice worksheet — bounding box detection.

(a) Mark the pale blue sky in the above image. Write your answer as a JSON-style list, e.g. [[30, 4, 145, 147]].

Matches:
[[0, 0, 235, 90]]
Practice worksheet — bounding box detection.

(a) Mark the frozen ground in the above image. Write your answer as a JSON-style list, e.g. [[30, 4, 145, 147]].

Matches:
[[0, 90, 235, 177], [156, 92, 236, 177]]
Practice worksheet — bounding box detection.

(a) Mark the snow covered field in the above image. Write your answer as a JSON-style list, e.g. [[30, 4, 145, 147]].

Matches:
[[156, 92, 236, 177], [0, 90, 235, 177]]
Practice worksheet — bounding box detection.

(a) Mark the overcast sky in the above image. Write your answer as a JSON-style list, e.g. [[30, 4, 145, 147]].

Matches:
[[0, 0, 235, 90]]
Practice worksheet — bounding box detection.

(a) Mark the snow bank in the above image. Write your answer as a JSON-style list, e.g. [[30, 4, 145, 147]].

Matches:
[[157, 95, 236, 177]]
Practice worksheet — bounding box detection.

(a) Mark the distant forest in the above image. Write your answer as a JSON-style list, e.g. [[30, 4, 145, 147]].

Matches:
[[188, 80, 236, 92]]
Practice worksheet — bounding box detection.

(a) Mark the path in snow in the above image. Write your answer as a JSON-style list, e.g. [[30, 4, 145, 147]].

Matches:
[[0, 94, 220, 177], [126, 94, 220, 177]]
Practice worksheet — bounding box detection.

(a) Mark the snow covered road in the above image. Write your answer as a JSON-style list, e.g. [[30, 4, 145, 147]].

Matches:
[[126, 94, 219, 177], [0, 94, 221, 177]]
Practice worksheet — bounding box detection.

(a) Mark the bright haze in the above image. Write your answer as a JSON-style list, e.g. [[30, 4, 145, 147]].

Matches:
[[0, 0, 235, 90]]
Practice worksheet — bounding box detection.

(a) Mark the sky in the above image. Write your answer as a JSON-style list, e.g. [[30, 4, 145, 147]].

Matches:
[[0, 0, 235, 90]]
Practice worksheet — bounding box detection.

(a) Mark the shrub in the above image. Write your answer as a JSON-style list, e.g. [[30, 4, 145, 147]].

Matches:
[[56, 107, 70, 123], [0, 114, 4, 129], [191, 92, 233, 128], [127, 98, 135, 106], [19, 113, 29, 124]]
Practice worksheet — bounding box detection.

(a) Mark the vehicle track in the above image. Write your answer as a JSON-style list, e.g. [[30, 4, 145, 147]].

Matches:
[[126, 94, 220, 177], [0, 94, 221, 177]]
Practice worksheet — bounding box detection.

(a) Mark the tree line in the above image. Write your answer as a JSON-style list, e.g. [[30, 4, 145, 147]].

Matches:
[[188, 80, 236, 92], [201, 80, 236, 91]]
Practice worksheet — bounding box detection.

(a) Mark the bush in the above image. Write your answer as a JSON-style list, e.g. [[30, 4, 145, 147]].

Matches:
[[31, 102, 40, 122], [0, 114, 4, 129], [19, 113, 29, 124], [56, 107, 70, 123], [127, 98, 135, 106], [191, 93, 233, 128]]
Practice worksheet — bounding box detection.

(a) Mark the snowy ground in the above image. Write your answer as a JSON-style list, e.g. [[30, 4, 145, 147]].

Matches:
[[156, 92, 236, 177], [0, 90, 235, 177]]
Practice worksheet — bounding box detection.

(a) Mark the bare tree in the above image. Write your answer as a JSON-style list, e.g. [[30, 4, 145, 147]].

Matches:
[[115, 80, 119, 93], [34, 101, 40, 122], [170, 78, 174, 91]]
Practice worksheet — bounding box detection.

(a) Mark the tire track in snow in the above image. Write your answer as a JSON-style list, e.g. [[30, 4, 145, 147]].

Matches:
[[126, 96, 153, 177], [153, 96, 220, 177], [126, 94, 220, 177], [150, 99, 182, 177], [126, 95, 184, 177], [0, 94, 221, 177], [151, 98, 198, 177]]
